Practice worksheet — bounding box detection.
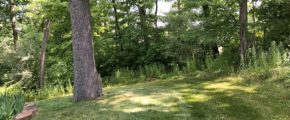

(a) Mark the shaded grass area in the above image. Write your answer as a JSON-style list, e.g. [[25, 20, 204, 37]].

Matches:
[[33, 73, 290, 120]]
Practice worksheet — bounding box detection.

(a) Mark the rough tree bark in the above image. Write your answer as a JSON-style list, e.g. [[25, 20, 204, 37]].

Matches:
[[38, 19, 51, 89], [8, 0, 19, 50], [239, 0, 248, 65], [69, 0, 102, 102]]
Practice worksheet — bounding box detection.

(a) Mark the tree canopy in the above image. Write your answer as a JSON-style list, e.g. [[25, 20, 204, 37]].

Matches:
[[0, 0, 289, 91]]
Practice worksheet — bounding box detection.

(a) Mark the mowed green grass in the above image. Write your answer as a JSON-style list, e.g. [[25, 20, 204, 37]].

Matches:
[[33, 74, 290, 120]]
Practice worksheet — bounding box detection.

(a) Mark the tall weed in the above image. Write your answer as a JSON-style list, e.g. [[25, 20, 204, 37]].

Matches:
[[0, 93, 24, 120], [242, 41, 289, 81]]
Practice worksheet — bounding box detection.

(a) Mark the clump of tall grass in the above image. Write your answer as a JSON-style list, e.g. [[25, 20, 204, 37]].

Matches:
[[0, 93, 24, 120], [25, 85, 72, 101], [0, 85, 23, 95], [105, 64, 166, 86], [0, 82, 72, 102], [141, 64, 164, 79], [241, 41, 290, 81], [205, 55, 234, 73], [109, 68, 137, 84], [183, 55, 197, 74]]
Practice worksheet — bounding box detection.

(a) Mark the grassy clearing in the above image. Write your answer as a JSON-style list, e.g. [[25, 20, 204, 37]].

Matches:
[[33, 73, 290, 120]]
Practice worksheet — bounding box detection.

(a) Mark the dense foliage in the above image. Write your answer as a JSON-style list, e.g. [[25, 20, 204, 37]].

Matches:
[[0, 0, 289, 92], [0, 93, 24, 120]]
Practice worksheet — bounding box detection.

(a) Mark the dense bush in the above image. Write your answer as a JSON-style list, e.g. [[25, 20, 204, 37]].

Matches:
[[206, 55, 233, 73], [241, 42, 290, 81]]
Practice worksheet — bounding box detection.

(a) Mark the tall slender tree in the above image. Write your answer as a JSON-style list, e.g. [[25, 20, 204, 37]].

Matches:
[[8, 0, 19, 50], [112, 0, 120, 37], [112, 0, 121, 49], [137, 3, 149, 47], [38, 19, 51, 89], [252, 0, 257, 46], [154, 0, 158, 28], [239, 0, 248, 64], [177, 0, 181, 13], [69, 0, 102, 101]]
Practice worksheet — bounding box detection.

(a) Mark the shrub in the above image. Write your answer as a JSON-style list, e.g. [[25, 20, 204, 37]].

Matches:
[[206, 55, 233, 73], [183, 56, 197, 74], [241, 42, 289, 82], [112, 68, 136, 84], [25, 85, 72, 101], [270, 41, 283, 67], [104, 64, 166, 86], [0, 93, 24, 120], [142, 64, 164, 79]]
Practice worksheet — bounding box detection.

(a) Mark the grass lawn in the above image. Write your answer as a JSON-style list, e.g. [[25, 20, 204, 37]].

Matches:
[[33, 73, 290, 120]]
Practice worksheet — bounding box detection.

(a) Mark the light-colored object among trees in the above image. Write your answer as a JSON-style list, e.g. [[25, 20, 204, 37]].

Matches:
[[69, 0, 102, 101], [38, 20, 51, 89]]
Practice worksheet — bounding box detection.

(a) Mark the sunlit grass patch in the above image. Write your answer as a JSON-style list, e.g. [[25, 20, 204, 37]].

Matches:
[[33, 73, 290, 120]]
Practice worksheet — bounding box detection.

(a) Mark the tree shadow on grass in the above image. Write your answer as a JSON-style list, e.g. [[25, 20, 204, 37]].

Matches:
[[34, 73, 290, 120]]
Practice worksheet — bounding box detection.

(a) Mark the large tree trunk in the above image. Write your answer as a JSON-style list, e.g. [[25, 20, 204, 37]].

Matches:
[[69, 0, 102, 102], [8, 0, 19, 50], [239, 0, 248, 65], [38, 20, 51, 89]]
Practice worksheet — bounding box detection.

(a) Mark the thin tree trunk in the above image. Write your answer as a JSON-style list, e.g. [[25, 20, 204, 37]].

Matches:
[[112, 0, 122, 49], [212, 45, 219, 59], [38, 19, 51, 89], [252, 0, 256, 46], [8, 0, 19, 50], [176, 0, 181, 41], [138, 5, 146, 31], [138, 4, 149, 47], [263, 26, 266, 49], [126, 0, 130, 20], [154, 0, 158, 28], [239, 0, 248, 65], [112, 0, 120, 37], [202, 4, 210, 17], [70, 0, 102, 102], [177, 0, 181, 14]]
